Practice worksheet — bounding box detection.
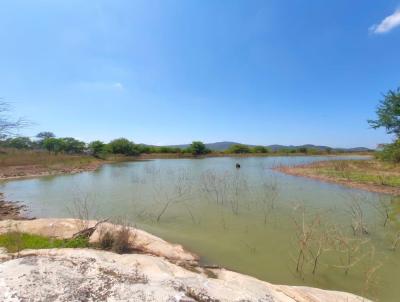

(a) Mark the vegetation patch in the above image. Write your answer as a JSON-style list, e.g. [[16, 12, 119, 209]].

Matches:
[[278, 159, 400, 195], [0, 232, 89, 253]]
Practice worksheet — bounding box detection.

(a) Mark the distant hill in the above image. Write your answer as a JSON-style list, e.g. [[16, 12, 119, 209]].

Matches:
[[166, 141, 372, 152]]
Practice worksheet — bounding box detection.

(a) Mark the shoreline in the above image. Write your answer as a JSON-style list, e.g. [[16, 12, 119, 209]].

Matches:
[[0, 193, 29, 220], [275, 162, 400, 196], [0, 152, 371, 182]]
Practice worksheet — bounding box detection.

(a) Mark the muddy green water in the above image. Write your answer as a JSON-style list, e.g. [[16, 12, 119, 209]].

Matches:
[[1, 156, 399, 301]]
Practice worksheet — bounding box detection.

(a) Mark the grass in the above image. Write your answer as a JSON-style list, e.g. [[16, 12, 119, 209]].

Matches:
[[0, 148, 100, 168], [296, 160, 400, 188], [0, 232, 89, 253]]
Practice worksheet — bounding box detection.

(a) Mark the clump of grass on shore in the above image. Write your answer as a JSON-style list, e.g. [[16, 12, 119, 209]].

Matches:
[[0, 232, 89, 253], [311, 160, 400, 187]]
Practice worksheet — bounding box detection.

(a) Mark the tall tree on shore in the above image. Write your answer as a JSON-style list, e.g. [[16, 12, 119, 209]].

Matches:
[[189, 141, 209, 155], [368, 88, 400, 137]]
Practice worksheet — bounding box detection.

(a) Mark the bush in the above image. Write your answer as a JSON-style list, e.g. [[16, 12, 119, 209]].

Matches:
[[227, 144, 251, 154], [88, 140, 107, 158], [2, 137, 33, 149], [61, 137, 86, 154], [188, 141, 210, 155], [251, 146, 269, 153], [98, 225, 133, 254], [377, 140, 400, 163], [98, 230, 115, 250], [108, 138, 140, 156], [42, 138, 66, 154], [112, 226, 132, 254]]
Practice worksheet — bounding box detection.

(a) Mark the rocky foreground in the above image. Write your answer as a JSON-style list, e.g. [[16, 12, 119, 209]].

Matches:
[[0, 219, 371, 302]]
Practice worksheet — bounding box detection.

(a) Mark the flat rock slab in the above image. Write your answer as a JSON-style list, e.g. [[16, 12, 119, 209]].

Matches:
[[0, 219, 198, 263], [0, 248, 371, 302]]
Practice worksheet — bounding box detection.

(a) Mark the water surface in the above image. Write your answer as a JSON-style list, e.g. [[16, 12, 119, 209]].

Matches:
[[2, 155, 399, 301]]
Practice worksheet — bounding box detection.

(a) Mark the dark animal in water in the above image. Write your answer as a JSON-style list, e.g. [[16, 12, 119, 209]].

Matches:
[[236, 163, 241, 169]]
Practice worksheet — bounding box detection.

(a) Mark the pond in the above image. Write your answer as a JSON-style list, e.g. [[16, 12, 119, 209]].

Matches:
[[1, 155, 399, 301]]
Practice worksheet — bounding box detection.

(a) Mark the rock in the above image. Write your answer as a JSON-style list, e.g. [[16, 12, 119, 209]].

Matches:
[[0, 219, 371, 301], [0, 248, 371, 302], [0, 219, 199, 263]]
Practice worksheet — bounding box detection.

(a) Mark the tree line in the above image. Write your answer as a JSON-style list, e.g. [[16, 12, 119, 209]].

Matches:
[[0, 133, 215, 157], [0, 132, 338, 158]]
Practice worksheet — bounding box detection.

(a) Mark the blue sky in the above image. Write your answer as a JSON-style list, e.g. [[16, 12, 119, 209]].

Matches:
[[1, 1, 399, 148]]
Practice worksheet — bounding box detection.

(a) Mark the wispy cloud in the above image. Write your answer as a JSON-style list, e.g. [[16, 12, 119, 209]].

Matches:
[[370, 9, 400, 34]]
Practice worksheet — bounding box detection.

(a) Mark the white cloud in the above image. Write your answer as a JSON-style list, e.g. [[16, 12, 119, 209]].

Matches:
[[370, 9, 400, 34]]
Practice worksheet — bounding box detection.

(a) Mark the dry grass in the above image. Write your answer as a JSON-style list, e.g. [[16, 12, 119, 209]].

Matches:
[[0, 148, 127, 179], [306, 160, 400, 187], [98, 223, 135, 254], [278, 160, 400, 195], [0, 148, 98, 167]]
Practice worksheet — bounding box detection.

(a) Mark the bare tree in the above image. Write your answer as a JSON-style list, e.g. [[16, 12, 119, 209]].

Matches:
[[370, 196, 391, 228], [149, 168, 194, 223], [0, 101, 28, 139], [259, 177, 279, 225], [67, 192, 98, 231], [291, 204, 321, 277], [227, 172, 248, 215], [332, 227, 370, 275], [346, 194, 369, 236], [200, 170, 229, 205]]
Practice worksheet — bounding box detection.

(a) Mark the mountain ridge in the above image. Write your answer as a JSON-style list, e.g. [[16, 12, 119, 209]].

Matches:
[[164, 141, 372, 152]]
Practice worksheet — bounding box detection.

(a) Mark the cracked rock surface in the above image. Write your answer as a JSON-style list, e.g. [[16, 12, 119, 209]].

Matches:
[[0, 249, 371, 302]]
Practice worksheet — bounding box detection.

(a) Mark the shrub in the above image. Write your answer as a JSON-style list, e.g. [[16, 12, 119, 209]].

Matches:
[[251, 146, 269, 153], [108, 138, 140, 156], [112, 226, 132, 254], [42, 138, 66, 154], [98, 230, 115, 250], [2, 137, 33, 149], [188, 141, 210, 155], [227, 144, 251, 154], [88, 140, 107, 158], [61, 137, 86, 154], [377, 140, 400, 163]]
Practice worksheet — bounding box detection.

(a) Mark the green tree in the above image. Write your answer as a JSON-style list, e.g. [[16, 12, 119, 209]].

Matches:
[[189, 141, 209, 155], [227, 144, 251, 154], [108, 138, 140, 155], [369, 88, 400, 162], [251, 146, 269, 153], [369, 88, 400, 137], [378, 140, 400, 163], [43, 138, 65, 154], [88, 140, 107, 158], [61, 137, 85, 154], [5, 137, 33, 149]]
